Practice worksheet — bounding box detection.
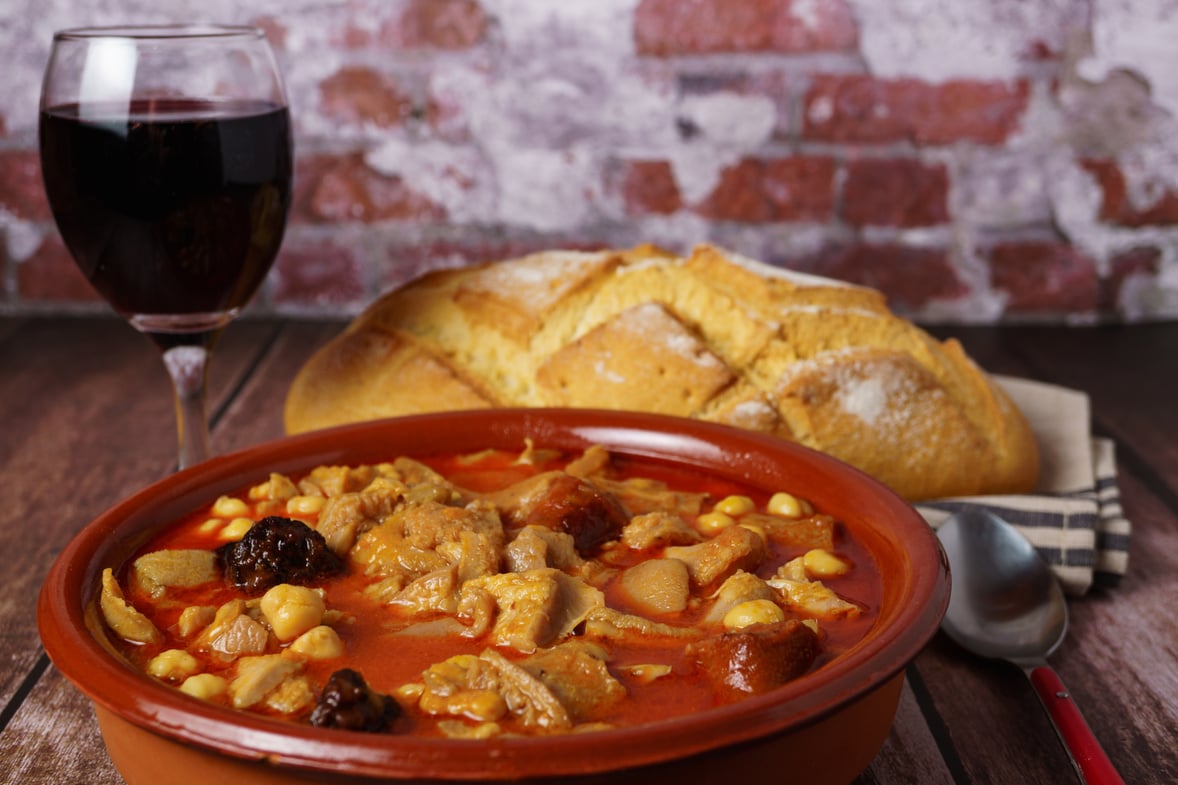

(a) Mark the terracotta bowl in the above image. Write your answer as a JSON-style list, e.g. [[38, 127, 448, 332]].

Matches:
[[38, 409, 949, 785]]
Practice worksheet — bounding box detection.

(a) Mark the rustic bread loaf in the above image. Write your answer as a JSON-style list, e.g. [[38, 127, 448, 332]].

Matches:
[[284, 244, 1039, 501]]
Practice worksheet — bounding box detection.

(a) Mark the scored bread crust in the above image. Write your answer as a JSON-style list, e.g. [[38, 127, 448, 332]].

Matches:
[[284, 244, 1039, 501]]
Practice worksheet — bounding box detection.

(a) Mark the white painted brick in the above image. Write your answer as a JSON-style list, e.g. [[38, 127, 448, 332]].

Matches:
[[848, 0, 1088, 81]]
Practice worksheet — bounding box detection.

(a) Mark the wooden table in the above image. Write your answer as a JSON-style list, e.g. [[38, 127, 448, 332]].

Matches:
[[2, 316, 1175, 784]]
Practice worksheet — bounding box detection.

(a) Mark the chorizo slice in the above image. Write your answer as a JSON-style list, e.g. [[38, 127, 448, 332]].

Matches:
[[686, 619, 819, 702]]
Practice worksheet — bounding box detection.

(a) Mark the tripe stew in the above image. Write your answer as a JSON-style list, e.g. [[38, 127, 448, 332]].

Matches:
[[98, 443, 879, 737]]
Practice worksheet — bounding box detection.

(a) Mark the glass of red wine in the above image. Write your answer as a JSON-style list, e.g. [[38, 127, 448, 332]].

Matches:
[[39, 25, 293, 470]]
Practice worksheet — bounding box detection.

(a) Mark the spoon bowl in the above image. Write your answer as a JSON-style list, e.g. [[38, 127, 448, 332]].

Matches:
[[938, 508, 1067, 665], [937, 508, 1124, 785]]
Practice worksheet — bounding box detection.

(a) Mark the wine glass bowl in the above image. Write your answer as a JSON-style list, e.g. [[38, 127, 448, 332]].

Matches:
[[39, 25, 293, 469]]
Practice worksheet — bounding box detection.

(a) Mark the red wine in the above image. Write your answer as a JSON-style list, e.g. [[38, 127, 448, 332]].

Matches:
[[39, 99, 292, 334]]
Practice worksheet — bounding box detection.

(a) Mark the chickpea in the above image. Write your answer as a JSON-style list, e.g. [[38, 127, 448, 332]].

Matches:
[[219, 517, 254, 541], [286, 495, 326, 516], [260, 584, 326, 642], [697, 511, 735, 535], [714, 495, 755, 516], [212, 496, 250, 518], [196, 518, 222, 535], [287, 625, 344, 660], [767, 491, 808, 518], [723, 599, 786, 631], [147, 649, 200, 681], [180, 673, 228, 701], [802, 548, 850, 579]]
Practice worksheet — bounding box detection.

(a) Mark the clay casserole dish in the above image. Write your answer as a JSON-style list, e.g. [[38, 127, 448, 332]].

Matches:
[[38, 409, 949, 785]]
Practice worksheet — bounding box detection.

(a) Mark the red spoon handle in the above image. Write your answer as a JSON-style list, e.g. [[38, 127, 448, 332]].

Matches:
[[1028, 666, 1126, 785]]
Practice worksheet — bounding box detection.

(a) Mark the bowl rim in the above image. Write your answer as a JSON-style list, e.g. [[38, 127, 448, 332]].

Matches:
[[38, 408, 949, 780]]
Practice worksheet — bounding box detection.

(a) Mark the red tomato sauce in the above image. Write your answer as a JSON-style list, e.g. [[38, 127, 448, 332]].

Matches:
[[110, 447, 882, 736]]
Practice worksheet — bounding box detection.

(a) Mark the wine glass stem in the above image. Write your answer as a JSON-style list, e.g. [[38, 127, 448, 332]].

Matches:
[[161, 345, 212, 470]]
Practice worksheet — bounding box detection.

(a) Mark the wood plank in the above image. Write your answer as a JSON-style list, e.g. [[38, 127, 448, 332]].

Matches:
[[211, 320, 345, 453], [974, 324, 1178, 780], [910, 327, 1178, 783], [1049, 465, 1178, 782], [910, 462, 1178, 783], [925, 324, 1038, 378], [0, 316, 25, 345], [0, 317, 275, 713], [0, 320, 334, 784], [887, 326, 1178, 783], [0, 318, 170, 713], [907, 641, 1080, 784], [919, 325, 1108, 781], [857, 679, 955, 784], [0, 666, 122, 785], [987, 323, 1178, 500]]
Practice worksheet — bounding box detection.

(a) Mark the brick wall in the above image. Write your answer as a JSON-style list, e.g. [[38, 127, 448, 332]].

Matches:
[[4, 0, 1178, 323]]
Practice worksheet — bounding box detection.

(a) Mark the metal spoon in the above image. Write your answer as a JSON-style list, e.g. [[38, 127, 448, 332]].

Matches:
[[937, 508, 1125, 785]]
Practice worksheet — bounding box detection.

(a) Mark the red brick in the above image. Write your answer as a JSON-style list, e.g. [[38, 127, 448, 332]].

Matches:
[[988, 241, 1099, 313], [842, 158, 950, 227], [1102, 245, 1161, 311], [292, 153, 445, 224], [340, 28, 369, 48], [1079, 158, 1178, 227], [787, 242, 964, 311], [0, 150, 51, 221], [382, 0, 488, 49], [320, 67, 414, 128], [1025, 39, 1061, 61], [635, 0, 857, 56], [272, 239, 368, 307], [1079, 158, 1125, 222], [16, 233, 103, 303], [619, 160, 682, 215], [695, 156, 836, 222], [327, 2, 396, 47], [803, 75, 1029, 146]]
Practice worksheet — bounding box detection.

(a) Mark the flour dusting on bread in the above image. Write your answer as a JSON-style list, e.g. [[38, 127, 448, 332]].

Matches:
[[838, 376, 888, 426]]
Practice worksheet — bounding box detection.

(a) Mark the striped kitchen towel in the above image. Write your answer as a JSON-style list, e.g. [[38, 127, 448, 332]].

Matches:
[[917, 377, 1131, 597]]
